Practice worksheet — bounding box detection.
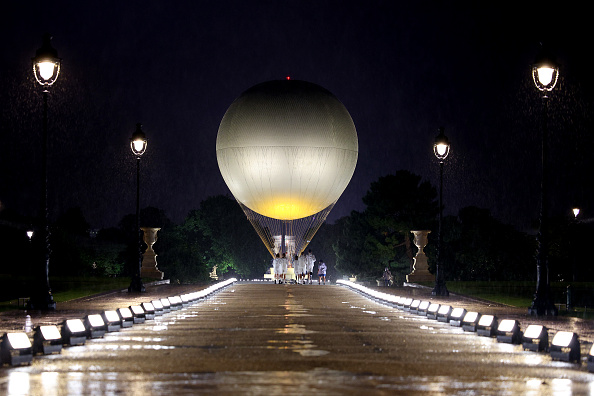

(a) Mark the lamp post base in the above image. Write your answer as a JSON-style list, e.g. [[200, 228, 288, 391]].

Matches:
[[431, 283, 449, 297], [528, 295, 558, 316], [128, 275, 146, 293], [27, 292, 56, 310]]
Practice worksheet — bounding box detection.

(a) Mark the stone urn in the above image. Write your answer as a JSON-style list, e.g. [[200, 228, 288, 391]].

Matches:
[[406, 230, 435, 283], [140, 227, 164, 280]]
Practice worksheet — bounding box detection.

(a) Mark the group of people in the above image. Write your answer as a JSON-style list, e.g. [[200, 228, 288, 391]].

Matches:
[[273, 249, 327, 285]]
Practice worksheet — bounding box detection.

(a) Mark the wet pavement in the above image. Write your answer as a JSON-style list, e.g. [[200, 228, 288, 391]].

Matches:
[[1, 282, 594, 394]]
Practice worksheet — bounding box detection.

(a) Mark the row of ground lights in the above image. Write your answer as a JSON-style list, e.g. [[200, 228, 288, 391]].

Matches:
[[337, 280, 592, 370], [0, 279, 237, 366]]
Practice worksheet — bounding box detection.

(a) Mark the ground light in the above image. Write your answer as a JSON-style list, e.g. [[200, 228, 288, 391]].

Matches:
[[168, 296, 183, 311], [496, 319, 522, 344], [84, 314, 107, 339], [141, 302, 156, 320], [522, 324, 549, 352], [117, 307, 134, 328], [449, 308, 467, 327], [61, 319, 86, 346], [160, 298, 171, 313], [180, 295, 191, 307], [587, 345, 594, 372], [1, 333, 33, 366], [476, 315, 497, 337], [462, 312, 481, 332], [151, 300, 164, 316], [427, 303, 440, 320], [410, 300, 421, 314], [102, 311, 121, 332], [417, 301, 430, 316], [436, 305, 452, 322], [402, 298, 413, 311], [550, 331, 580, 363], [32, 325, 62, 355], [129, 305, 146, 324]]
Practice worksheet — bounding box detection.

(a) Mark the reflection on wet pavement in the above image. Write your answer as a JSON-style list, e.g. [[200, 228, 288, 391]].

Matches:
[[2, 284, 594, 395]]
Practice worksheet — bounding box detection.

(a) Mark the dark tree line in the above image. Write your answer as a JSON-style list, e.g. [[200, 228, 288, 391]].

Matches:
[[3, 170, 594, 300], [330, 170, 594, 284]]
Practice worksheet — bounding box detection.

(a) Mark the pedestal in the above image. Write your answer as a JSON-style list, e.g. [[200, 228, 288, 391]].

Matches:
[[406, 230, 435, 283], [140, 227, 164, 280]]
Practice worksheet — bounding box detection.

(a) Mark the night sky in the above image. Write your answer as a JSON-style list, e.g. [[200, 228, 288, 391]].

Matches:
[[1, 2, 593, 233]]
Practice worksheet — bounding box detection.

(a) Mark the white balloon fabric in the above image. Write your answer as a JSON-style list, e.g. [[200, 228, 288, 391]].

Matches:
[[216, 79, 358, 221]]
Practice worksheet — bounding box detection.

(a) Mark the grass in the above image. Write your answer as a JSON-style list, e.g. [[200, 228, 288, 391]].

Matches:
[[0, 276, 132, 312], [416, 280, 594, 318]]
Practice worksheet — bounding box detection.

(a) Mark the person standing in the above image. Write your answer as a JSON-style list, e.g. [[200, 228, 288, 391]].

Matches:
[[273, 253, 281, 284], [280, 252, 288, 284], [305, 249, 316, 284], [382, 267, 392, 287], [318, 260, 327, 285]]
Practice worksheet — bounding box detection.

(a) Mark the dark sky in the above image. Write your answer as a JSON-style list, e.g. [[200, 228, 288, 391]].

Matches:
[[1, 1, 593, 232]]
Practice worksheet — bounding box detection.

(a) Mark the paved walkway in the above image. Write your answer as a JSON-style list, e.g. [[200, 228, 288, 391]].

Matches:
[[2, 280, 594, 346], [2, 282, 594, 394]]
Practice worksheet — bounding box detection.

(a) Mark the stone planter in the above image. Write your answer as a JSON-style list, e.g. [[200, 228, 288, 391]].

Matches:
[[140, 227, 164, 280], [406, 230, 435, 283]]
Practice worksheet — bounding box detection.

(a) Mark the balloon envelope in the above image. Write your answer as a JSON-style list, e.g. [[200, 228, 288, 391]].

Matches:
[[216, 80, 358, 221]]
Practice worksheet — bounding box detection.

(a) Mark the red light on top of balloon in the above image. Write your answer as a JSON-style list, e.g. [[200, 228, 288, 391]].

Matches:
[[286, 76, 291, 80]]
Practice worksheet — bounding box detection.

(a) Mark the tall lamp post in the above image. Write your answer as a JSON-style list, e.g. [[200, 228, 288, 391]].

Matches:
[[128, 123, 147, 293], [29, 34, 61, 310], [528, 44, 559, 316], [432, 127, 450, 296]]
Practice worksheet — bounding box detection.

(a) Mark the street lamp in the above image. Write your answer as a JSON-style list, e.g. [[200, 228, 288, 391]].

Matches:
[[128, 123, 147, 293], [529, 43, 559, 316], [432, 127, 449, 296], [572, 208, 580, 218], [29, 34, 61, 310]]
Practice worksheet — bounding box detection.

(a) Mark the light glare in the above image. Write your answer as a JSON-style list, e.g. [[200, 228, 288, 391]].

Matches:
[[537, 67, 555, 86], [37, 61, 56, 81], [7, 333, 32, 349], [39, 325, 61, 340], [524, 325, 544, 339]]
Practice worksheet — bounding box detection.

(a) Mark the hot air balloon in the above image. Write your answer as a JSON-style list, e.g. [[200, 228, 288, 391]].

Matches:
[[216, 79, 358, 259]]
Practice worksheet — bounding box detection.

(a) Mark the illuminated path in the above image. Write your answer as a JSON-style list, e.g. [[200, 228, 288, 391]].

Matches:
[[2, 283, 594, 394]]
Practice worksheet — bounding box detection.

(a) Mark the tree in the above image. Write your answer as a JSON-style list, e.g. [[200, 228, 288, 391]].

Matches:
[[160, 196, 270, 282], [448, 206, 534, 281], [340, 170, 439, 283]]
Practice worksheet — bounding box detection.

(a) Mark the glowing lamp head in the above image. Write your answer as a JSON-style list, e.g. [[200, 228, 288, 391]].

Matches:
[[130, 123, 147, 157], [532, 44, 559, 93], [26, 230, 33, 240], [33, 34, 61, 87], [573, 208, 580, 218], [433, 127, 450, 162]]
